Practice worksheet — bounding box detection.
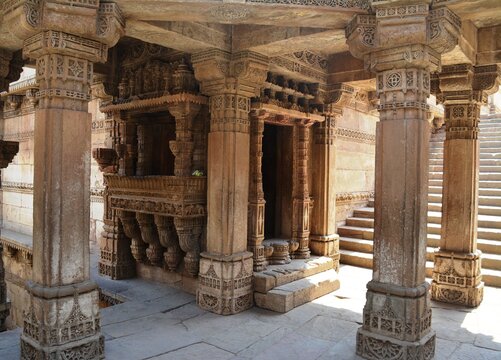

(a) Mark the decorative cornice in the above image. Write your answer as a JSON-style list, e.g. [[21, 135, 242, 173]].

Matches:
[[100, 93, 208, 113], [246, 0, 370, 10], [336, 191, 374, 203], [1, 131, 35, 141], [335, 127, 376, 144], [1, 181, 33, 193]]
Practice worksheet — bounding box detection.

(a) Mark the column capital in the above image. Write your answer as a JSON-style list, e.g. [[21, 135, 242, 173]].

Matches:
[[2, 0, 125, 48], [191, 49, 269, 98], [436, 64, 501, 104], [322, 83, 356, 114], [346, 3, 461, 72]]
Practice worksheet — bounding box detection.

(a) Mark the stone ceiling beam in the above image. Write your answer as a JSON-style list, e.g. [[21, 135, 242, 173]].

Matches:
[[125, 20, 231, 53], [477, 25, 501, 65], [232, 26, 347, 57]]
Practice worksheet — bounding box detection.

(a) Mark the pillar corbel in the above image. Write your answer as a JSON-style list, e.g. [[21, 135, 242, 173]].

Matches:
[[431, 63, 501, 307], [346, 2, 460, 359], [192, 49, 268, 314], [11, 2, 124, 358]]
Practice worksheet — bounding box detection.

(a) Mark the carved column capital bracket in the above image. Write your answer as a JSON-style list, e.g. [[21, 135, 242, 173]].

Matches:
[[322, 83, 355, 115], [346, 3, 461, 72], [435, 64, 501, 105], [192, 49, 269, 98], [2, 0, 125, 47]]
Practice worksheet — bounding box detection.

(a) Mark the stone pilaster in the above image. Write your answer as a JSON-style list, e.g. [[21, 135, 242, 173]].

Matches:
[[7, 1, 124, 358], [192, 49, 268, 314], [93, 148, 136, 280], [431, 64, 501, 307], [310, 84, 354, 267], [292, 122, 312, 259], [248, 112, 267, 271], [0, 141, 20, 331], [347, 2, 460, 359]]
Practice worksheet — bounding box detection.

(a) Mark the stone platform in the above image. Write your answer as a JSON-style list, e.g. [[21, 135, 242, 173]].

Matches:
[[253, 257, 340, 313]]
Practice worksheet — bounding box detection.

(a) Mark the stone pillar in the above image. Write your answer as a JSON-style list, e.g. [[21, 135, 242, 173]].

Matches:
[[347, 3, 460, 359], [292, 122, 312, 259], [0, 50, 22, 332], [431, 64, 500, 307], [310, 83, 354, 267], [192, 50, 268, 314], [93, 148, 136, 280], [248, 112, 267, 271], [0, 141, 20, 331], [7, 2, 124, 357]]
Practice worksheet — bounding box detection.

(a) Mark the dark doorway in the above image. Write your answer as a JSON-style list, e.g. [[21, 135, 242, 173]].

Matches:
[[262, 124, 293, 239]]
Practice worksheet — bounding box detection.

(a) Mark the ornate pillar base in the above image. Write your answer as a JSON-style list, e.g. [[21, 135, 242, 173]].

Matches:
[[20, 285, 103, 360], [99, 219, 136, 280], [357, 329, 435, 360], [431, 250, 484, 307], [309, 234, 340, 270], [356, 286, 435, 360], [197, 252, 253, 315]]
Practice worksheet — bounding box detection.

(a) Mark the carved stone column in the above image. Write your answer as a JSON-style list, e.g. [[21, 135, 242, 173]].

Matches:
[[93, 148, 136, 280], [169, 103, 198, 176], [292, 122, 312, 259], [154, 215, 182, 272], [248, 112, 266, 271], [0, 141, 20, 331], [431, 64, 501, 307], [117, 117, 138, 176], [136, 213, 164, 267], [192, 50, 268, 314], [310, 84, 354, 267], [118, 210, 147, 264], [7, 2, 124, 357], [347, 3, 460, 359]]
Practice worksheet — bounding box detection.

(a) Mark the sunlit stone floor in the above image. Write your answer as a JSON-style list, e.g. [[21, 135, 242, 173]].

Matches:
[[1, 251, 500, 359]]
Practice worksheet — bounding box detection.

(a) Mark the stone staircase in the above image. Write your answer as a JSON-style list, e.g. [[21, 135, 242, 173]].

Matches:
[[254, 256, 339, 313], [339, 115, 501, 288]]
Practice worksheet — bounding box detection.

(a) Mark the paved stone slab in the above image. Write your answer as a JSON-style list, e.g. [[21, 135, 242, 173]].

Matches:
[[149, 342, 234, 360]]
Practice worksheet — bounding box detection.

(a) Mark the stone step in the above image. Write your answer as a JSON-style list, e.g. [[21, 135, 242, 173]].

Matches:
[[340, 250, 435, 273], [482, 268, 501, 288], [254, 269, 340, 313], [428, 193, 501, 207], [478, 239, 501, 255], [478, 205, 501, 216], [480, 141, 501, 148], [478, 227, 501, 241], [478, 148, 501, 154], [353, 207, 374, 219], [367, 199, 375, 207], [479, 188, 501, 196], [428, 186, 442, 194], [477, 180, 501, 188], [480, 173, 501, 181], [253, 256, 334, 294], [428, 203, 442, 212], [337, 225, 374, 240], [429, 172, 443, 180], [480, 153, 501, 159], [339, 237, 373, 253], [345, 217, 374, 228], [482, 253, 501, 270], [428, 179, 442, 186]]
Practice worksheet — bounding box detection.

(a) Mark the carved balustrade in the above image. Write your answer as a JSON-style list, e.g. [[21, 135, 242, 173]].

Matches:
[[106, 175, 207, 276]]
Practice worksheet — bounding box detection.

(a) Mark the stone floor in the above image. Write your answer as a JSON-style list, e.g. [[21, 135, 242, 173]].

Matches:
[[1, 261, 501, 359]]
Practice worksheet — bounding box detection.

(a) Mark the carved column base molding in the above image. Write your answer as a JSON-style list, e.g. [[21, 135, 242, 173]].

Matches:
[[309, 234, 340, 271], [263, 239, 290, 265], [98, 219, 136, 280], [357, 328, 435, 360], [21, 289, 104, 360], [431, 251, 484, 307], [357, 289, 435, 360], [197, 252, 253, 315]]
